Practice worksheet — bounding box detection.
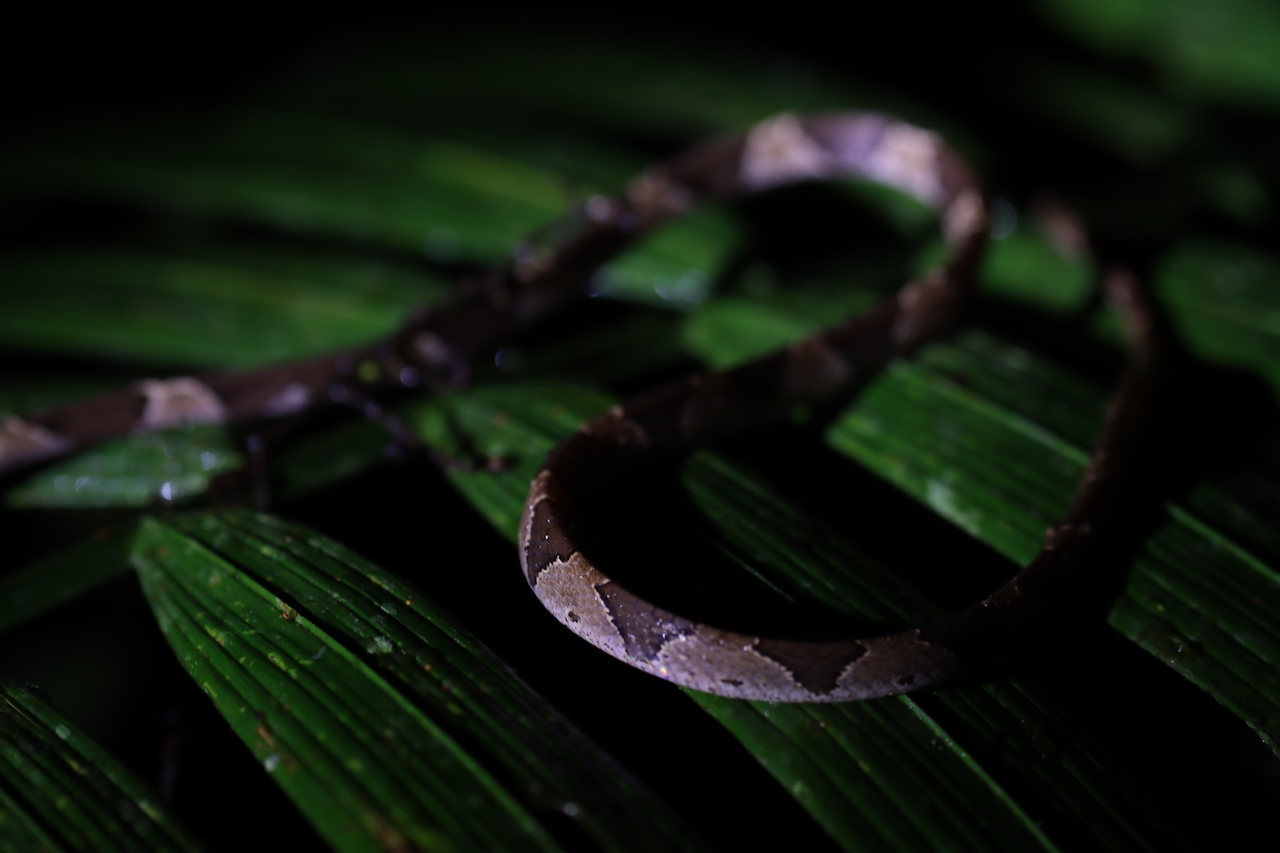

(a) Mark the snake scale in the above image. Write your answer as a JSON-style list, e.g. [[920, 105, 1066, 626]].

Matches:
[[0, 112, 1157, 702]]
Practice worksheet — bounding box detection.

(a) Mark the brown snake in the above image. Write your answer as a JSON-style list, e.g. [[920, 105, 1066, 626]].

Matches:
[[518, 113, 1157, 701], [1, 112, 1157, 702]]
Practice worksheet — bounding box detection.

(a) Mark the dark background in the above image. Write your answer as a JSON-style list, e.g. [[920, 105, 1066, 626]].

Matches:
[[9, 1, 1268, 258]]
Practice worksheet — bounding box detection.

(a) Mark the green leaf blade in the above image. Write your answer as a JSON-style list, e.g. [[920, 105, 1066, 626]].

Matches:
[[0, 247, 442, 370], [0, 680, 196, 853], [132, 512, 704, 853]]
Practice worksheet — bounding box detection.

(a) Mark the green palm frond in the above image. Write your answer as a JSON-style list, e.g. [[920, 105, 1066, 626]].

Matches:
[[2, 13, 1278, 851]]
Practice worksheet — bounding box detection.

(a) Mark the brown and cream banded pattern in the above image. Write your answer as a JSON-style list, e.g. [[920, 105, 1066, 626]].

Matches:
[[518, 113, 1159, 701], [0, 112, 1158, 702]]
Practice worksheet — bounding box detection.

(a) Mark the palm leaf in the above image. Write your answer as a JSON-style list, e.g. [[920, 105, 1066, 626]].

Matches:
[[2, 16, 1278, 852]]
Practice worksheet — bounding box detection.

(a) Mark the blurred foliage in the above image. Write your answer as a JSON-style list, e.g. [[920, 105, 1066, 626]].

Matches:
[[1037, 0, 1280, 110]]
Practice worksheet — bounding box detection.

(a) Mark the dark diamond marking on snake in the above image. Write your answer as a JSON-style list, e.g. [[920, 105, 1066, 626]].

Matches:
[[618, 382, 695, 448], [525, 498, 576, 585], [754, 638, 868, 695], [596, 580, 696, 662]]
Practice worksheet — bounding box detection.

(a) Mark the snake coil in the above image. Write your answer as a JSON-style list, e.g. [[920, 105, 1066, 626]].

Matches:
[[518, 112, 1157, 701], [0, 112, 1157, 702]]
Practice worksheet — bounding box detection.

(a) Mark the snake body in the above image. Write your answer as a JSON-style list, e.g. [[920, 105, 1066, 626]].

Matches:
[[1, 112, 1157, 702], [518, 113, 1157, 701]]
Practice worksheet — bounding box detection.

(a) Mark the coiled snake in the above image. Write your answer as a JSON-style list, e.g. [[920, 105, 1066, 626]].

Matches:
[[0, 112, 1157, 702]]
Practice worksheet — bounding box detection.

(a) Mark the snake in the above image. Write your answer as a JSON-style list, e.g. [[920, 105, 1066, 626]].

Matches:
[[0, 112, 1158, 702], [516, 112, 1157, 701]]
